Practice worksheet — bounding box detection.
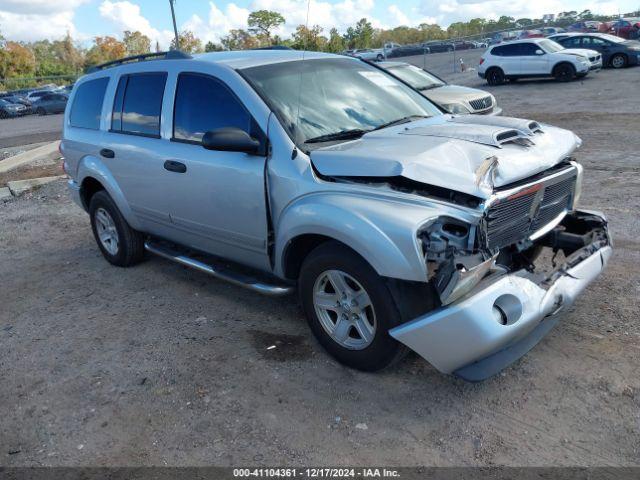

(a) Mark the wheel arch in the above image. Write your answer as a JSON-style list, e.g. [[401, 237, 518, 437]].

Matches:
[[274, 193, 439, 283], [76, 156, 144, 231], [552, 61, 576, 75]]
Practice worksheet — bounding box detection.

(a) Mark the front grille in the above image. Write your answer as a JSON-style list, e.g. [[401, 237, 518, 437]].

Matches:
[[469, 96, 493, 111], [484, 170, 576, 250]]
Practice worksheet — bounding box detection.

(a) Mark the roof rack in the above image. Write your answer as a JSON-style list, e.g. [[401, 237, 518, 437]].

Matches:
[[87, 50, 192, 73]]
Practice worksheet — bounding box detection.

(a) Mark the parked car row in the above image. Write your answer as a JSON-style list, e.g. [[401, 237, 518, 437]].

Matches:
[[0, 86, 70, 119], [568, 18, 640, 39], [342, 39, 488, 61]]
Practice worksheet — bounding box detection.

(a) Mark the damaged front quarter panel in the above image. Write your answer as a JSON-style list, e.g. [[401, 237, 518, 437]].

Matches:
[[418, 215, 498, 305]]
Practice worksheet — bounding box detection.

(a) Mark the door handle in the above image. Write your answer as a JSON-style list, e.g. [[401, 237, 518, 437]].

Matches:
[[164, 160, 187, 173], [100, 148, 115, 159]]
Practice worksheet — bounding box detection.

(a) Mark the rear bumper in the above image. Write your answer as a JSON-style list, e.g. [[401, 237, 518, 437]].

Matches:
[[67, 179, 84, 210], [390, 210, 611, 380]]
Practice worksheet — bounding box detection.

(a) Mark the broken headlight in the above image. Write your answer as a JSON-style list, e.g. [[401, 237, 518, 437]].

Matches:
[[419, 217, 496, 305]]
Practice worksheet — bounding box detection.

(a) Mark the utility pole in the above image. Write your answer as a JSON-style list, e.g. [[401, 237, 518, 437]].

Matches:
[[169, 0, 179, 50]]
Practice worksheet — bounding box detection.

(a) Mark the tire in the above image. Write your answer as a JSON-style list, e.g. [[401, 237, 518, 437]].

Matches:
[[376, 54, 384, 61], [553, 63, 576, 82], [0, 110, 7, 119], [89, 190, 145, 267], [36, 107, 46, 115], [610, 53, 627, 69], [299, 241, 407, 372], [486, 68, 505, 86]]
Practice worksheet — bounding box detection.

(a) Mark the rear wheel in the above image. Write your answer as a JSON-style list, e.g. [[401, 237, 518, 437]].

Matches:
[[0, 110, 8, 119], [610, 53, 627, 69], [486, 68, 505, 86], [299, 242, 407, 372], [376, 54, 384, 61], [89, 190, 145, 267], [553, 63, 576, 82]]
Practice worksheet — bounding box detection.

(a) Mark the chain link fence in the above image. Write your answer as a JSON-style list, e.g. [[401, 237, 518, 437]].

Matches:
[[0, 74, 79, 93]]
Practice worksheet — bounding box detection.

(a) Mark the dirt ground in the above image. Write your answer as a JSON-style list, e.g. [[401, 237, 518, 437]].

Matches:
[[0, 57, 639, 467]]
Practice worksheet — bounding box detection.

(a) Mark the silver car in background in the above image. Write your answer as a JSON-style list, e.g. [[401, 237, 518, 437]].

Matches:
[[62, 50, 611, 381], [380, 62, 502, 115]]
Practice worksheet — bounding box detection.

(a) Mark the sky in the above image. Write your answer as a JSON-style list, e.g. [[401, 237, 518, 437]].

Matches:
[[0, 0, 637, 48]]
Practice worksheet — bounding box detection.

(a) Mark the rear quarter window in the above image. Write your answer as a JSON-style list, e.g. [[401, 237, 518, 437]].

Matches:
[[69, 77, 109, 130]]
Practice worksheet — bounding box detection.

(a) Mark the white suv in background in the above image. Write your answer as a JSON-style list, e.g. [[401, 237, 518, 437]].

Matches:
[[478, 38, 602, 85]]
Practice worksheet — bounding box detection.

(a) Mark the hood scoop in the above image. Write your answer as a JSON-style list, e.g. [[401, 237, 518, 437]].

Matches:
[[448, 114, 544, 136], [400, 121, 533, 148]]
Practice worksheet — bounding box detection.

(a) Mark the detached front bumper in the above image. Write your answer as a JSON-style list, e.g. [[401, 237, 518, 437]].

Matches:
[[390, 210, 611, 381]]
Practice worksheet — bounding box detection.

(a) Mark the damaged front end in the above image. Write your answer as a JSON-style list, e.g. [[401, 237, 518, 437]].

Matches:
[[392, 194, 611, 380]]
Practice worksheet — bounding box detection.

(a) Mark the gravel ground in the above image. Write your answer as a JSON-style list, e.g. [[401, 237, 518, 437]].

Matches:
[[0, 55, 639, 467]]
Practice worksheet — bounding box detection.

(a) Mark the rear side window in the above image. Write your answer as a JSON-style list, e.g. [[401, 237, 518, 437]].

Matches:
[[492, 44, 520, 56], [111, 72, 167, 137], [562, 37, 583, 48], [70, 77, 109, 130], [172, 73, 254, 143]]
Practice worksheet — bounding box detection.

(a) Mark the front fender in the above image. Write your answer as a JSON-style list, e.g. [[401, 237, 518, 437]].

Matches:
[[275, 192, 448, 282], [76, 155, 144, 231]]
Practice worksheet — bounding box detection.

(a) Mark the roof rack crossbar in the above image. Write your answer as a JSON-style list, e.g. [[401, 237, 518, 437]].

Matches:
[[87, 50, 192, 73]]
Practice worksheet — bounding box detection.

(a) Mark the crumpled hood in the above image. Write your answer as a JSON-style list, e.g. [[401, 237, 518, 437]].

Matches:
[[310, 115, 581, 199]]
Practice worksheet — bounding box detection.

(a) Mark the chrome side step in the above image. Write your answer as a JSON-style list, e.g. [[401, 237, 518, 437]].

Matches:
[[144, 241, 294, 297]]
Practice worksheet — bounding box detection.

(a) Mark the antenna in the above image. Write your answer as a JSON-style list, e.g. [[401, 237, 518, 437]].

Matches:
[[169, 0, 180, 50]]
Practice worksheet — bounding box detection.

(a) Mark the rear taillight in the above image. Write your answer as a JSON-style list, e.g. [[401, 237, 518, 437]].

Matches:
[[479, 58, 485, 65]]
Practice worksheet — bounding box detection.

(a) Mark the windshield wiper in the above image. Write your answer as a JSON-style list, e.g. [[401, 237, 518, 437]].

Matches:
[[305, 129, 368, 144], [372, 114, 429, 132]]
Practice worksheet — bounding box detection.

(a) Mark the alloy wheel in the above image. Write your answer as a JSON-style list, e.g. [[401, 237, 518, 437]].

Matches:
[[94, 207, 119, 255], [611, 54, 626, 68], [313, 269, 377, 350]]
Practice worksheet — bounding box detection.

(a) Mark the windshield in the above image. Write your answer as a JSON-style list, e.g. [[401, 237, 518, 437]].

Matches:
[[539, 39, 565, 53], [386, 64, 445, 91], [242, 58, 440, 146]]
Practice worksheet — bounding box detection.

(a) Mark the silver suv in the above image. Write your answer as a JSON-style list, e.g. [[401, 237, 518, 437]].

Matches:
[[62, 50, 611, 380]]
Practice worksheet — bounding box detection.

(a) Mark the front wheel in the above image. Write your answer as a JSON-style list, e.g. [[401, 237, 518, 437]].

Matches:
[[553, 63, 576, 82], [299, 242, 407, 372], [376, 54, 384, 61], [36, 107, 46, 115]]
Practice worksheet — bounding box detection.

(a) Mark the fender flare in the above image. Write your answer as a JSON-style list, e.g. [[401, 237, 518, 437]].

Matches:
[[76, 155, 144, 231], [274, 192, 441, 282]]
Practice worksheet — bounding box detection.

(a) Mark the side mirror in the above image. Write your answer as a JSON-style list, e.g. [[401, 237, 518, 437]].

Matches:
[[535, 49, 545, 55], [202, 127, 261, 154]]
